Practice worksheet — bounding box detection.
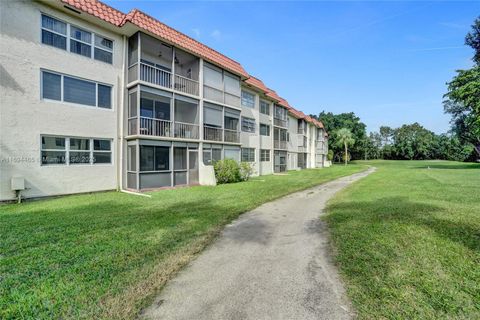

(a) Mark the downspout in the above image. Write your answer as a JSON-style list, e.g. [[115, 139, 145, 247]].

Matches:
[[118, 35, 127, 191]]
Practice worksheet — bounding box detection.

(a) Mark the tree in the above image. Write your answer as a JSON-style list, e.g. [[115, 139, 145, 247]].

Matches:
[[444, 16, 480, 158], [336, 128, 355, 165], [379, 126, 394, 146], [314, 111, 367, 160], [392, 123, 436, 160], [465, 17, 480, 64]]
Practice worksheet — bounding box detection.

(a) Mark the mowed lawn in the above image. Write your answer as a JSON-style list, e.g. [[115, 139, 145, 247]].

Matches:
[[0, 165, 365, 319], [325, 160, 480, 319]]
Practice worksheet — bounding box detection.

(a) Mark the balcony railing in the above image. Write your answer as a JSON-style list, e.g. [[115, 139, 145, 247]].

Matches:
[[174, 74, 199, 96], [132, 63, 199, 96], [128, 117, 198, 139], [174, 121, 199, 139], [298, 128, 306, 134], [274, 118, 288, 128], [204, 125, 223, 142], [138, 117, 172, 137], [203, 126, 240, 143], [224, 129, 240, 143], [140, 63, 172, 89], [274, 140, 287, 150]]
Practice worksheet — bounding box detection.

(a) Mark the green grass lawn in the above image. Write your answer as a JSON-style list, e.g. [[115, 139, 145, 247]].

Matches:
[[325, 160, 480, 319], [0, 165, 365, 319]]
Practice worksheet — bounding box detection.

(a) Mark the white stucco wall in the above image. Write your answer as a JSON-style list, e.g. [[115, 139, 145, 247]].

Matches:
[[0, 1, 124, 200]]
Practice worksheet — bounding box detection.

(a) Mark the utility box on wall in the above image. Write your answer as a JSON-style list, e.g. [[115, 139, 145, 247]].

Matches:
[[11, 177, 25, 191]]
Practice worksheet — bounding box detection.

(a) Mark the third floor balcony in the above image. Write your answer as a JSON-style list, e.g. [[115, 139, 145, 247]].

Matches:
[[128, 32, 200, 97]]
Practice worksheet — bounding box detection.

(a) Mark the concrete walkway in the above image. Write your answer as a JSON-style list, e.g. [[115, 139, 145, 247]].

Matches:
[[142, 168, 376, 320]]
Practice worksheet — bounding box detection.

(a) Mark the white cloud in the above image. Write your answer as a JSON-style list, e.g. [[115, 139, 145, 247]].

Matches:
[[192, 28, 201, 38], [210, 29, 222, 40]]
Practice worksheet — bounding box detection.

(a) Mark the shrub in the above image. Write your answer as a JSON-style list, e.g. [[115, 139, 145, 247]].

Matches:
[[327, 149, 334, 161], [213, 159, 240, 184], [213, 160, 254, 184], [239, 162, 254, 181]]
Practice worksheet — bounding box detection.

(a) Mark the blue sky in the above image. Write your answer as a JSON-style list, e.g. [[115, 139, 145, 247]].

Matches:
[[105, 0, 479, 134]]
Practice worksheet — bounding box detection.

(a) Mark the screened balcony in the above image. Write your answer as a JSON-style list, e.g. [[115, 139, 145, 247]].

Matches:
[[128, 86, 199, 140], [203, 103, 241, 143], [274, 105, 288, 128], [203, 63, 241, 107], [274, 127, 288, 150], [128, 32, 200, 96], [298, 134, 307, 152]]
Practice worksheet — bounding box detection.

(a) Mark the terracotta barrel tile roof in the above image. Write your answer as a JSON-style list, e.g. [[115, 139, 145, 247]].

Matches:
[[123, 10, 248, 77], [61, 0, 248, 77], [61, 0, 125, 26], [58, 0, 327, 134], [244, 76, 269, 93]]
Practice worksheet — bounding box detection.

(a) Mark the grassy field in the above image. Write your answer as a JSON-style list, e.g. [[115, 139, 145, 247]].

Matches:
[[325, 160, 480, 319], [0, 165, 365, 319]]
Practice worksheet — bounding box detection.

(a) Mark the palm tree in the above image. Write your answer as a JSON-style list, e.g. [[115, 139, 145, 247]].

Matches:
[[336, 128, 355, 165]]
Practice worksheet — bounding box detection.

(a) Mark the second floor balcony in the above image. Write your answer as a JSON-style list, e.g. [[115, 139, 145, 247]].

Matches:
[[128, 117, 199, 140], [274, 140, 287, 150], [203, 126, 240, 143]]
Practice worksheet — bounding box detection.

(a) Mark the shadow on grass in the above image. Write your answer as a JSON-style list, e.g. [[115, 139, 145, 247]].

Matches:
[[328, 196, 479, 253]]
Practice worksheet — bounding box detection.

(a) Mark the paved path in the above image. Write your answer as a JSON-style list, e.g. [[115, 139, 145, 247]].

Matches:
[[142, 168, 375, 320]]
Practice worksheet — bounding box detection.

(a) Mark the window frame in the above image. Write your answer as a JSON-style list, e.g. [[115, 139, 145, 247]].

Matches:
[[241, 90, 255, 108], [260, 149, 270, 162], [260, 100, 270, 115], [241, 148, 255, 162], [241, 116, 256, 133], [260, 123, 270, 136], [41, 69, 113, 110], [40, 13, 114, 64], [40, 135, 112, 166]]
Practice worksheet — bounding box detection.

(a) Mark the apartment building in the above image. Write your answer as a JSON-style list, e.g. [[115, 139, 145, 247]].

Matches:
[[0, 0, 328, 201]]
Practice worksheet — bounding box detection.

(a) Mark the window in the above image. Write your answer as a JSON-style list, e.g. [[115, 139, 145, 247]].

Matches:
[[174, 148, 187, 170], [70, 26, 92, 58], [241, 117, 256, 133], [41, 70, 112, 109], [41, 136, 112, 165], [41, 14, 113, 64], [41, 14, 67, 50], [260, 149, 270, 162], [241, 90, 255, 108], [94, 35, 113, 64], [260, 124, 270, 136], [241, 148, 255, 162], [274, 105, 288, 120], [69, 138, 90, 164], [93, 139, 112, 163], [260, 100, 270, 115], [224, 148, 240, 161], [41, 136, 66, 165], [203, 146, 223, 165], [140, 146, 169, 171]]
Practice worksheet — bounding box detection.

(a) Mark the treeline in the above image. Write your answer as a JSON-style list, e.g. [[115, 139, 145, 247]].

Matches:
[[312, 112, 476, 162], [312, 16, 479, 163]]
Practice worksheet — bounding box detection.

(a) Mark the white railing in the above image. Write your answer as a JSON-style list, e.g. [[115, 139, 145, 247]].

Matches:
[[174, 121, 199, 139], [139, 63, 172, 89], [224, 129, 240, 143], [139, 117, 172, 137], [175, 74, 199, 96], [274, 140, 287, 149], [204, 125, 223, 142]]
